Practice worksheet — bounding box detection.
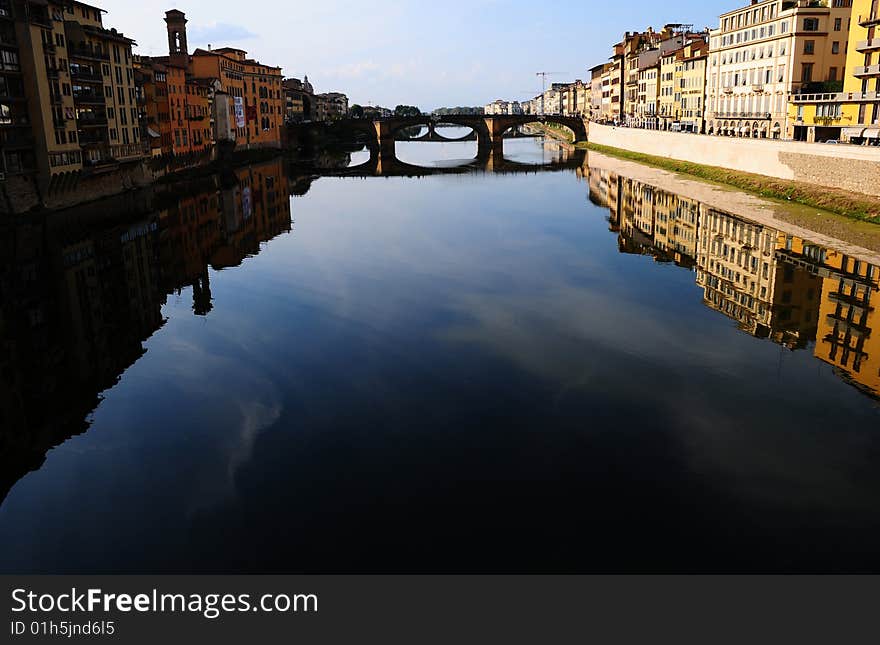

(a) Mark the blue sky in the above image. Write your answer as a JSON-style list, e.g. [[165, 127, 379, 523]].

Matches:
[[103, 0, 729, 109]]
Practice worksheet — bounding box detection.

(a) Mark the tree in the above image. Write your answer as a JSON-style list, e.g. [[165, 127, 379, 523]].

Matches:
[[350, 104, 365, 119], [394, 105, 422, 117]]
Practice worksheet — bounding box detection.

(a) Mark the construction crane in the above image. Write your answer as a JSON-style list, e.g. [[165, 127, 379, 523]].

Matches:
[[535, 72, 567, 115], [535, 72, 567, 94]]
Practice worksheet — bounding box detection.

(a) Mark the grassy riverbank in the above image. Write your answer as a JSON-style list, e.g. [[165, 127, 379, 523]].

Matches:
[[577, 141, 880, 225]]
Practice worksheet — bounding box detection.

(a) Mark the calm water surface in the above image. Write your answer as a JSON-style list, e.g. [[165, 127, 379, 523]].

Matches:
[[1, 137, 879, 573]]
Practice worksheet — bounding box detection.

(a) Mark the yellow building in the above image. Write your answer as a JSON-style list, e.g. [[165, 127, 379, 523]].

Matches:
[[679, 39, 709, 134], [790, 0, 880, 143], [814, 249, 880, 397], [12, 0, 143, 192], [706, 0, 853, 140], [658, 48, 679, 130]]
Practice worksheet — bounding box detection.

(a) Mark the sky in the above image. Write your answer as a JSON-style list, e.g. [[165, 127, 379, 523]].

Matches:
[[101, 0, 730, 110]]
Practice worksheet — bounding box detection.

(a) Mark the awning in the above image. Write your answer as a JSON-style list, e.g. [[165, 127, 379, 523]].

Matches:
[[740, 126, 749, 133], [147, 127, 161, 138], [772, 124, 781, 131], [863, 128, 880, 139], [842, 127, 865, 139]]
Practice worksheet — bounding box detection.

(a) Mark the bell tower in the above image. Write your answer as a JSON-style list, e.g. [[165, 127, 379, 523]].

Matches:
[[165, 9, 189, 67]]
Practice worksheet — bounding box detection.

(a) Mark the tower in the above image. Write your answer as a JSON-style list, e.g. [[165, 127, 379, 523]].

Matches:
[[165, 9, 189, 67]]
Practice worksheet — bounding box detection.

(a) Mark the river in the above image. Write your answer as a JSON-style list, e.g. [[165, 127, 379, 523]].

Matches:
[[1, 134, 878, 573]]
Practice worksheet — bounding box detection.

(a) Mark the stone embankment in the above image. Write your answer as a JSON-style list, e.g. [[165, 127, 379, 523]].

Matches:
[[587, 123, 880, 198]]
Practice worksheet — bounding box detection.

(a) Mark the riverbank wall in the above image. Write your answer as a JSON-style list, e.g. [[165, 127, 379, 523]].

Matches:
[[0, 147, 285, 216], [587, 123, 880, 198]]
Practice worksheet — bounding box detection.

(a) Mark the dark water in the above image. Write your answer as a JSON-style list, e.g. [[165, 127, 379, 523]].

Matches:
[[1, 139, 879, 573]]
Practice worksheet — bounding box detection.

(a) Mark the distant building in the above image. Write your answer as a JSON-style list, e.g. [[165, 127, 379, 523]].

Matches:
[[282, 76, 314, 122], [589, 64, 606, 120], [483, 99, 522, 115], [315, 92, 348, 121]]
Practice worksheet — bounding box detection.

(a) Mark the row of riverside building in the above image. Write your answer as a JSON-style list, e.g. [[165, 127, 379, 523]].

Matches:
[[0, 2, 350, 198], [507, 0, 880, 145]]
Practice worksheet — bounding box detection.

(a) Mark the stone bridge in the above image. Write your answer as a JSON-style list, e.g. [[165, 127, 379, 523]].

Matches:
[[331, 114, 588, 155], [314, 145, 588, 179]]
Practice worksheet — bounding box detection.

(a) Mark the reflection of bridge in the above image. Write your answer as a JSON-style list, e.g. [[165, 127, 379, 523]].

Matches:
[[314, 145, 588, 178], [339, 115, 588, 157], [398, 121, 540, 143]]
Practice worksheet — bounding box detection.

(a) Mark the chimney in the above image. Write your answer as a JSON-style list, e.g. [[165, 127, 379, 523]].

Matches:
[[165, 9, 189, 67]]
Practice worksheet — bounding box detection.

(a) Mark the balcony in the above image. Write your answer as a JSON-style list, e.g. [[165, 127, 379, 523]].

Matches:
[[812, 115, 842, 124], [68, 43, 109, 62], [856, 38, 880, 52], [71, 68, 103, 83], [829, 291, 874, 311], [0, 130, 34, 149], [723, 85, 734, 94], [853, 64, 880, 78], [42, 40, 56, 54], [859, 13, 880, 28], [46, 66, 59, 80], [77, 114, 108, 128], [73, 92, 105, 105], [751, 84, 765, 93], [713, 112, 772, 120], [78, 133, 107, 146], [791, 90, 880, 103]]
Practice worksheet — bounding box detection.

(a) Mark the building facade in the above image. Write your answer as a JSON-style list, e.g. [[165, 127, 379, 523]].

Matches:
[[679, 38, 709, 133], [789, 0, 880, 143], [282, 76, 314, 122], [9, 0, 145, 192], [706, 0, 854, 139], [1, 0, 35, 180], [315, 91, 348, 121]]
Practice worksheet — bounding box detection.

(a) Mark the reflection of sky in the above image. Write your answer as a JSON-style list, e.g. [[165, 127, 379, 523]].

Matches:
[[2, 142, 880, 573], [349, 136, 561, 169]]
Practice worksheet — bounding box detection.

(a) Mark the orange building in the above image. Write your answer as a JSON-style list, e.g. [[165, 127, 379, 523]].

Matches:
[[134, 56, 168, 156], [189, 46, 283, 149], [163, 9, 283, 150]]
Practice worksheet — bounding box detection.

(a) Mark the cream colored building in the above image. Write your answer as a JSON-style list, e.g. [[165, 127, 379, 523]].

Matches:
[[636, 57, 660, 129], [696, 207, 780, 336], [705, 0, 853, 139], [679, 39, 709, 133]]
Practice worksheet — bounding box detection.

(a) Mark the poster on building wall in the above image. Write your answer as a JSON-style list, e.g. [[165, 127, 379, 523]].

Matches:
[[234, 97, 246, 129], [242, 186, 252, 220]]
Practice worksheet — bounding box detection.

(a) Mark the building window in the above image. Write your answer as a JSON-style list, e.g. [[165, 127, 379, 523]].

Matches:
[[803, 18, 819, 32], [834, 18, 842, 31], [1, 50, 19, 71], [832, 42, 840, 55], [804, 40, 815, 55], [801, 63, 813, 83]]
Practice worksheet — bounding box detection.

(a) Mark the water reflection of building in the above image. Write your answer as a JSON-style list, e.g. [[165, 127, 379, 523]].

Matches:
[[606, 174, 698, 269], [777, 237, 880, 398], [588, 164, 878, 399], [0, 158, 293, 504], [817, 255, 879, 399], [697, 208, 780, 339]]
